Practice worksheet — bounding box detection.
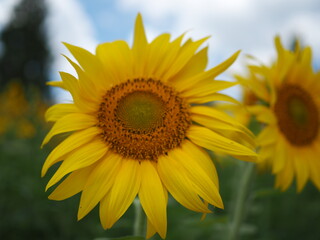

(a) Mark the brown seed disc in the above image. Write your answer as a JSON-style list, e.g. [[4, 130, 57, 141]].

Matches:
[[274, 84, 319, 146], [97, 78, 191, 160]]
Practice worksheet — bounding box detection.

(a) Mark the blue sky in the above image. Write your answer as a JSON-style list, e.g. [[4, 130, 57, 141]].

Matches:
[[1, 0, 320, 101]]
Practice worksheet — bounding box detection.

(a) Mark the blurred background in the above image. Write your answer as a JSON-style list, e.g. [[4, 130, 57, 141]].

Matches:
[[0, 0, 319, 239]]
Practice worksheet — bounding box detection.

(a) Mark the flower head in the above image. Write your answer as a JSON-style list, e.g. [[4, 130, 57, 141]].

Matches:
[[42, 14, 257, 238], [237, 36, 320, 192]]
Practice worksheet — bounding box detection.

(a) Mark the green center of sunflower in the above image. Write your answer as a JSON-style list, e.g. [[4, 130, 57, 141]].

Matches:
[[274, 84, 319, 146], [116, 91, 165, 132], [288, 96, 308, 126], [97, 78, 191, 161]]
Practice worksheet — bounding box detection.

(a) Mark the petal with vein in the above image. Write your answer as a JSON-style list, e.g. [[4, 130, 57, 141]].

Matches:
[[163, 37, 209, 81], [45, 138, 108, 190], [181, 140, 219, 187], [190, 106, 254, 138], [132, 14, 148, 77], [157, 154, 211, 213], [63, 42, 106, 88], [171, 46, 208, 83], [42, 113, 97, 147], [180, 79, 237, 98], [187, 125, 257, 162], [171, 147, 223, 209], [45, 104, 78, 122], [101, 159, 141, 229], [139, 160, 167, 239], [62, 55, 103, 101], [59, 71, 97, 112], [146, 218, 157, 239], [154, 33, 185, 79], [144, 33, 171, 78], [42, 127, 100, 177], [78, 153, 122, 220], [96, 40, 133, 84], [172, 50, 240, 92], [191, 113, 255, 148], [48, 164, 95, 200], [187, 93, 240, 104]]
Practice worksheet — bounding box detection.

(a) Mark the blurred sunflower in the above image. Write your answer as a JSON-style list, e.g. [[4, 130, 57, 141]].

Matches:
[[42, 14, 257, 239], [236, 36, 320, 192], [0, 82, 46, 138]]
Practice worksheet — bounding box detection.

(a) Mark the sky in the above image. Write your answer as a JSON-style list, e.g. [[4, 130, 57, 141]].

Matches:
[[0, 0, 320, 101]]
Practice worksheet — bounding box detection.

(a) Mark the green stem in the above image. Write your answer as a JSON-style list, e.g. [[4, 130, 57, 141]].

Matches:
[[133, 198, 145, 237], [228, 162, 255, 240]]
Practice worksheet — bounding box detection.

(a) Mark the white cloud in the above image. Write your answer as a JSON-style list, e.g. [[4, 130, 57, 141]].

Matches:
[[0, 0, 20, 27], [119, 0, 320, 66]]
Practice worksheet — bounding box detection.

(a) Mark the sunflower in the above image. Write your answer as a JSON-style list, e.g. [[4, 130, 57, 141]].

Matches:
[[236, 36, 320, 192], [0, 82, 46, 138], [42, 14, 257, 239]]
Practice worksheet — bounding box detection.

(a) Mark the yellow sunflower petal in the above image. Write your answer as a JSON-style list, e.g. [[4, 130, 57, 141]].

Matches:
[[144, 33, 171, 78], [191, 110, 255, 148], [59, 71, 79, 101], [63, 42, 105, 86], [275, 151, 295, 191], [45, 103, 78, 122], [157, 154, 211, 213], [190, 106, 254, 139], [47, 80, 66, 90], [162, 37, 209, 81], [271, 138, 287, 173], [187, 125, 257, 162], [78, 153, 122, 220], [132, 13, 148, 76], [171, 146, 223, 209], [100, 159, 141, 229], [41, 127, 100, 177], [62, 55, 104, 101], [170, 46, 208, 83], [96, 40, 133, 84], [187, 93, 240, 104], [59, 71, 98, 113], [258, 144, 274, 163], [172, 50, 240, 92], [154, 33, 185, 78], [235, 74, 270, 103], [41, 113, 97, 147], [146, 218, 157, 239], [256, 126, 277, 146], [247, 105, 276, 124], [139, 160, 167, 239], [48, 164, 95, 200], [182, 140, 219, 185], [45, 138, 108, 191], [180, 79, 237, 98], [294, 151, 309, 192]]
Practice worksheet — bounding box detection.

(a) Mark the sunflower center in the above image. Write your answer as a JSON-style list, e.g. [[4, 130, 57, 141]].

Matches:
[[274, 84, 318, 146], [116, 91, 165, 132], [97, 78, 191, 160]]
